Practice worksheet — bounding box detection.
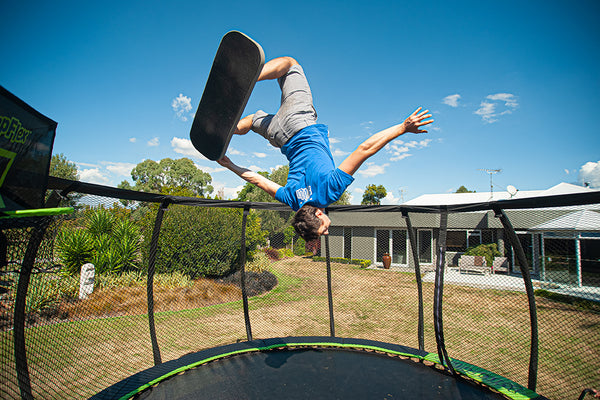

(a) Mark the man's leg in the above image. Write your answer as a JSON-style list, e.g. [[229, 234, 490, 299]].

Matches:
[[234, 114, 254, 135], [234, 57, 298, 136], [257, 57, 298, 81]]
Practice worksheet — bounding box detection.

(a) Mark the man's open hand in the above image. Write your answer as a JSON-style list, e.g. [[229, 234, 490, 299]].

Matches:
[[403, 107, 433, 134]]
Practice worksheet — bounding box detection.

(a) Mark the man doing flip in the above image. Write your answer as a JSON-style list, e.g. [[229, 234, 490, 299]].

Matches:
[[217, 57, 433, 241]]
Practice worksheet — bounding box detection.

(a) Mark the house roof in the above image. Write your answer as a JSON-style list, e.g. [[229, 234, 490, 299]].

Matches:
[[404, 182, 595, 206], [530, 209, 600, 231]]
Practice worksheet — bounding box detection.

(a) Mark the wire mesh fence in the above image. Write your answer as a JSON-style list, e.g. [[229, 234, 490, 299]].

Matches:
[[1, 187, 599, 399]]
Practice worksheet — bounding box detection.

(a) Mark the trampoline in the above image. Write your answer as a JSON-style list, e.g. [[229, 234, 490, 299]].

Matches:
[[93, 337, 545, 400]]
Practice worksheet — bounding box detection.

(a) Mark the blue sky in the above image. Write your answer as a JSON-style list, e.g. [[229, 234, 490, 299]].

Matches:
[[2, 0, 599, 203]]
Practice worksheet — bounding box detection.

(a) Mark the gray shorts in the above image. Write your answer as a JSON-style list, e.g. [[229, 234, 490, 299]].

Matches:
[[251, 64, 318, 148]]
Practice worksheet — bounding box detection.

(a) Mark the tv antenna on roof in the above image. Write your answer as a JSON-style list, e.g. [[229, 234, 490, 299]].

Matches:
[[479, 168, 502, 200]]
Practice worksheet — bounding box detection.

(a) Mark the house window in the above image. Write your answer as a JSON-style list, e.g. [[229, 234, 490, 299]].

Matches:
[[418, 230, 432, 264], [376, 229, 407, 265], [467, 230, 482, 249], [446, 230, 482, 252], [343, 228, 352, 259], [446, 231, 467, 252]]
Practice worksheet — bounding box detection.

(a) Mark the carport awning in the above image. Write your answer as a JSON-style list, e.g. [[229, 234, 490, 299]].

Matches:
[[530, 209, 600, 231]]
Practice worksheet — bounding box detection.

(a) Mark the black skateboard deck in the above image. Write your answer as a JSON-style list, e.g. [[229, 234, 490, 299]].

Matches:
[[190, 31, 264, 161]]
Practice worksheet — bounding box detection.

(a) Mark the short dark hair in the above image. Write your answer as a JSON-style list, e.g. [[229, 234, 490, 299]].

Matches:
[[292, 205, 321, 242]]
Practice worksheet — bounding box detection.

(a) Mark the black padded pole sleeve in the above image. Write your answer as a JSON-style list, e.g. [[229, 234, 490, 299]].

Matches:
[[240, 206, 253, 341], [325, 234, 335, 337], [147, 200, 170, 366], [433, 208, 455, 374], [13, 194, 61, 399], [403, 210, 425, 351], [493, 206, 539, 391]]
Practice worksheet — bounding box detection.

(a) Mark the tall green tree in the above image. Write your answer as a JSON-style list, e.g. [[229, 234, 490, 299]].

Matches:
[[361, 184, 387, 205], [47, 153, 82, 206], [236, 165, 293, 236], [455, 185, 475, 193], [123, 158, 213, 197], [49, 153, 79, 181]]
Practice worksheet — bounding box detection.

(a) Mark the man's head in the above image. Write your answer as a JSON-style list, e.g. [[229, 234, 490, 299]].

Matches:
[[292, 205, 331, 241]]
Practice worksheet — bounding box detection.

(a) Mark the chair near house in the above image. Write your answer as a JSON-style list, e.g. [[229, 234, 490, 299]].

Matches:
[[492, 257, 509, 274], [458, 255, 491, 275]]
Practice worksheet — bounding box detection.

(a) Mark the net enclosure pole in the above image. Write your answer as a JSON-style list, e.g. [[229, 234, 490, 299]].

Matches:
[[403, 210, 425, 351], [433, 208, 455, 374], [13, 219, 52, 400], [325, 232, 335, 337], [147, 200, 170, 366], [13, 193, 63, 400], [493, 206, 539, 391], [240, 206, 253, 341]]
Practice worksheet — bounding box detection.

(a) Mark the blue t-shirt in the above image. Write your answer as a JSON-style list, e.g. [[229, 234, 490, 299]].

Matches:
[[275, 124, 354, 211]]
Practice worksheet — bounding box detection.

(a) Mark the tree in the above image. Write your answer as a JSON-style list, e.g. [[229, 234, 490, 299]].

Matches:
[[236, 165, 293, 236], [127, 158, 213, 197], [455, 186, 475, 193], [49, 153, 79, 181], [47, 153, 82, 206], [361, 184, 387, 205], [333, 191, 351, 205]]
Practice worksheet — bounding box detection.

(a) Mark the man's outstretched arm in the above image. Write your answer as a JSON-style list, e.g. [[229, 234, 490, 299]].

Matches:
[[338, 107, 433, 176], [217, 156, 281, 198]]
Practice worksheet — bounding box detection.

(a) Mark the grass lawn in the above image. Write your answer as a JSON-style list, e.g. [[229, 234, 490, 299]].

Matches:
[[1, 256, 598, 399]]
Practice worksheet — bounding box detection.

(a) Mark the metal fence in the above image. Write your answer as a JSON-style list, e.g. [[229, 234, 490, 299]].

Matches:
[[1, 178, 599, 399]]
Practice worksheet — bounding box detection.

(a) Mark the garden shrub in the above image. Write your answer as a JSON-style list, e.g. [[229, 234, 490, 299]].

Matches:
[[293, 237, 306, 256], [246, 251, 272, 273], [277, 248, 294, 259], [142, 205, 266, 278], [464, 243, 501, 267], [56, 208, 142, 275], [219, 270, 278, 296]]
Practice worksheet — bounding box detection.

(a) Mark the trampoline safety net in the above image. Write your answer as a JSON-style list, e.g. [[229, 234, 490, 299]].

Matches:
[[1, 178, 599, 400]]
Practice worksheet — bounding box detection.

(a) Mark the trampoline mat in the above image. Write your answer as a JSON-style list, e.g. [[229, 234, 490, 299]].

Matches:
[[137, 347, 507, 399]]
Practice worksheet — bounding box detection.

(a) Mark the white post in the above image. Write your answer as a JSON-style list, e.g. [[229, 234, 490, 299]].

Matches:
[[79, 263, 95, 300]]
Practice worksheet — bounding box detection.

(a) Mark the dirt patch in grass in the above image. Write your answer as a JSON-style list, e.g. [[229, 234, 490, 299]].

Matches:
[[60, 279, 242, 319]]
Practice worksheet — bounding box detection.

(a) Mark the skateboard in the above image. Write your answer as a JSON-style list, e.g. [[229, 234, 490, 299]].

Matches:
[[190, 31, 264, 161]]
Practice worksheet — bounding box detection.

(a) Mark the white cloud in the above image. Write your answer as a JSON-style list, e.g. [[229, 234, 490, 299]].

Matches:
[[172, 93, 193, 122], [129, 137, 137, 143], [475, 101, 497, 123], [487, 93, 518, 108], [248, 165, 262, 172], [579, 161, 600, 189], [229, 147, 245, 156], [332, 148, 350, 157], [194, 163, 225, 174], [104, 162, 135, 177], [360, 121, 374, 133], [475, 93, 518, 123], [79, 168, 110, 185], [171, 137, 207, 159], [211, 182, 245, 200], [386, 139, 430, 161], [443, 94, 461, 107], [253, 152, 267, 158], [357, 162, 389, 177], [329, 137, 341, 145], [381, 191, 401, 205], [148, 137, 159, 147]]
